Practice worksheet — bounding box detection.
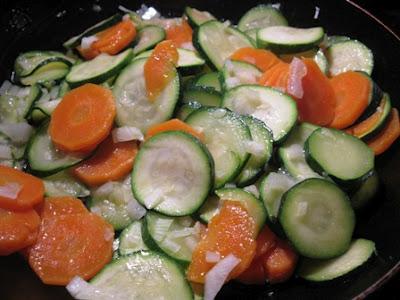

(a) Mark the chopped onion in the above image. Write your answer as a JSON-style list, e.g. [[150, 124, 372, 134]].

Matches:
[[0, 182, 22, 200], [244, 185, 260, 199], [103, 227, 114, 242], [0, 145, 12, 160], [287, 57, 307, 99], [49, 85, 60, 100], [81, 36, 98, 50], [177, 216, 194, 227], [162, 238, 181, 253], [244, 140, 265, 156], [168, 227, 196, 238], [66, 276, 111, 300], [94, 181, 115, 196], [204, 254, 241, 300], [0, 80, 12, 96], [137, 4, 160, 20], [153, 218, 174, 241], [126, 198, 147, 220], [112, 126, 144, 143], [206, 251, 221, 263], [184, 236, 199, 252], [225, 77, 241, 89], [0, 123, 34, 144], [180, 42, 195, 51]]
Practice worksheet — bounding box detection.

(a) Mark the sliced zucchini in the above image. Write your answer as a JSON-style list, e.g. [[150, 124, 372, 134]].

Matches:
[[221, 60, 262, 90], [185, 7, 216, 27], [198, 194, 220, 223], [235, 116, 273, 186], [245, 28, 258, 44], [118, 220, 148, 256], [278, 122, 322, 180], [30, 99, 61, 123], [327, 40, 374, 76], [66, 49, 133, 88], [222, 85, 298, 143], [133, 25, 166, 55], [298, 239, 375, 281], [43, 170, 90, 198], [58, 80, 70, 98], [259, 172, 297, 222], [143, 212, 200, 265], [279, 178, 355, 259], [88, 251, 193, 300], [20, 61, 70, 86], [176, 101, 202, 121], [305, 127, 374, 184], [314, 49, 329, 75], [351, 171, 379, 209], [193, 72, 221, 92], [185, 107, 251, 188], [182, 86, 222, 107], [113, 58, 180, 132], [193, 20, 254, 70], [324, 35, 350, 48], [238, 5, 288, 32], [356, 77, 383, 122], [132, 131, 213, 216], [257, 26, 325, 54]]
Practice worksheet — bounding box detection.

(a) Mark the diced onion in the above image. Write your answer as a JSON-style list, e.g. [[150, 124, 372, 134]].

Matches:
[[0, 123, 34, 145], [180, 42, 195, 51], [81, 36, 98, 50], [205, 251, 221, 263], [244, 140, 265, 156], [0, 80, 12, 96], [103, 227, 114, 242], [94, 181, 115, 196], [287, 57, 307, 98], [244, 185, 260, 199], [162, 239, 181, 253], [0, 182, 22, 200], [168, 228, 196, 238], [112, 126, 144, 143], [126, 198, 147, 220], [66, 276, 111, 300], [184, 236, 199, 252]]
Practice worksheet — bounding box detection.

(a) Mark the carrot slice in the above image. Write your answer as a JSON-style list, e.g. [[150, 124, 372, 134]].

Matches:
[[0, 208, 41, 256], [236, 257, 266, 285], [72, 136, 138, 186], [187, 200, 257, 283], [144, 40, 179, 102], [165, 19, 193, 47], [145, 118, 205, 141], [254, 226, 277, 259], [49, 84, 116, 153], [258, 62, 290, 92], [329, 71, 371, 129], [38, 196, 88, 219], [78, 20, 136, 60], [262, 239, 298, 284], [28, 213, 114, 285], [367, 108, 400, 155], [0, 166, 44, 211], [230, 47, 281, 72], [297, 58, 336, 126]]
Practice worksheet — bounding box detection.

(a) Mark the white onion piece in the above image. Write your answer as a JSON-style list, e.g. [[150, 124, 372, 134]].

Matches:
[[81, 36, 98, 50], [112, 126, 144, 143], [126, 198, 147, 220], [0, 145, 12, 160], [205, 251, 221, 263], [0, 182, 22, 200], [244, 140, 265, 156], [204, 254, 241, 300], [287, 57, 307, 99], [66, 276, 112, 300], [244, 185, 260, 199], [0, 80, 12, 96], [180, 42, 195, 51], [94, 181, 115, 196], [0, 123, 34, 144]]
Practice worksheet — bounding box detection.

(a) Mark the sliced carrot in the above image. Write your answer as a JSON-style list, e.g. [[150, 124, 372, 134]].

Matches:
[[0, 165, 44, 211], [78, 20, 136, 60], [367, 108, 400, 155], [29, 213, 114, 285], [187, 200, 257, 284], [236, 257, 266, 285], [144, 40, 179, 102], [230, 47, 281, 72], [297, 58, 336, 126], [165, 19, 193, 47], [258, 62, 290, 92], [329, 71, 371, 129], [0, 208, 41, 256], [262, 239, 298, 284], [72, 136, 138, 186], [49, 84, 116, 153], [254, 226, 277, 259], [145, 118, 205, 141], [38, 196, 88, 219]]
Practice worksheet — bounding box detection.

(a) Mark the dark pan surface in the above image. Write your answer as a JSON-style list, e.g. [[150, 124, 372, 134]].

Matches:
[[0, 1, 399, 299]]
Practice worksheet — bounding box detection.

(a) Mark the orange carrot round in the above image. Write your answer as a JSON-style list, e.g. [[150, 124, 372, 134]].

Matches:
[[236, 257, 266, 285], [0, 208, 41, 256], [72, 136, 138, 186], [78, 20, 136, 60], [329, 71, 371, 129], [0, 166, 44, 211], [230, 47, 281, 72], [254, 226, 277, 259], [166, 19, 193, 47], [39, 196, 88, 219], [145, 118, 205, 141], [144, 40, 179, 102], [49, 84, 116, 153], [258, 62, 290, 92], [28, 213, 114, 285]]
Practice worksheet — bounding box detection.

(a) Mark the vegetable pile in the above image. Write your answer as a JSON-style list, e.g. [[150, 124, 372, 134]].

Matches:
[[0, 3, 399, 300]]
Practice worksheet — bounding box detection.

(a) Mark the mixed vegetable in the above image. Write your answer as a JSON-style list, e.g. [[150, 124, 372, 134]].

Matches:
[[0, 3, 399, 300]]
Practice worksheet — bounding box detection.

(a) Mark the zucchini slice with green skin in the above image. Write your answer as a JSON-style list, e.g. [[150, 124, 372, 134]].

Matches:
[[327, 40, 374, 76], [132, 131, 213, 216], [58, 80, 70, 98], [197, 194, 220, 223], [298, 238, 375, 281], [185, 7, 216, 27], [279, 178, 355, 259], [324, 35, 350, 48], [235, 116, 273, 187], [20, 61, 70, 86], [113, 58, 180, 132], [133, 25, 166, 55], [185, 107, 251, 188], [193, 72, 221, 92], [182, 86, 222, 107], [314, 49, 329, 75], [193, 20, 254, 70], [30, 99, 61, 123], [238, 4, 288, 32], [221, 60, 262, 90], [305, 127, 374, 184], [278, 122, 322, 180], [26, 122, 86, 176], [43, 170, 90, 198], [118, 220, 148, 256], [222, 85, 298, 143], [142, 212, 200, 265], [350, 171, 379, 209], [259, 172, 297, 222], [257, 26, 325, 54], [66, 49, 133, 88], [15, 51, 75, 78], [87, 251, 193, 300], [175, 101, 202, 121], [355, 77, 383, 122]]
